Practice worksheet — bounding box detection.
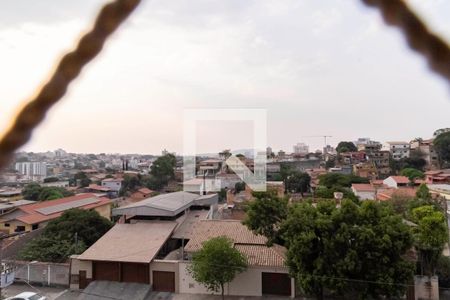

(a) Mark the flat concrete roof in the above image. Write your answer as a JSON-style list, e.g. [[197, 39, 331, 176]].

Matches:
[[112, 191, 217, 217], [78, 222, 177, 263]]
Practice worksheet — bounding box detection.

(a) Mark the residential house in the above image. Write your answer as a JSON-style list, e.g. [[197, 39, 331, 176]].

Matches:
[[181, 220, 294, 297], [71, 222, 179, 289], [101, 178, 123, 192], [353, 162, 378, 180], [112, 191, 218, 221], [130, 188, 156, 200], [367, 150, 390, 178], [383, 176, 410, 188], [0, 200, 35, 215], [387, 142, 410, 160], [71, 191, 219, 292], [376, 188, 417, 201], [425, 170, 450, 184], [351, 184, 376, 200], [0, 193, 112, 234], [410, 139, 439, 170]]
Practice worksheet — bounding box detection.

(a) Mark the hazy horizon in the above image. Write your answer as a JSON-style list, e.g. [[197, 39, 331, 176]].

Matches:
[[1, 0, 449, 155]]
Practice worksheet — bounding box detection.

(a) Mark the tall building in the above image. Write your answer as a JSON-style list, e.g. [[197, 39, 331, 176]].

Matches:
[[386, 141, 410, 160], [293, 143, 309, 155], [15, 162, 47, 180]]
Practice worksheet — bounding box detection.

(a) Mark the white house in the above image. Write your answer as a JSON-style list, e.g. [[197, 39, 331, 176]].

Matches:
[[351, 184, 376, 200], [101, 178, 123, 192], [383, 176, 410, 188], [386, 141, 410, 160]]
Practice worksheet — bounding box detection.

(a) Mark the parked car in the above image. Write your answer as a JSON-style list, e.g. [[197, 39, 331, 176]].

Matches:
[[6, 292, 46, 300]]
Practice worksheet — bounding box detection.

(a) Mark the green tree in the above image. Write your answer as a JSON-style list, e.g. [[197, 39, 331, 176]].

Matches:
[[149, 154, 176, 189], [38, 187, 74, 201], [434, 131, 450, 167], [318, 173, 368, 188], [18, 209, 111, 262], [410, 205, 448, 276], [22, 183, 43, 201], [285, 171, 311, 195], [43, 208, 112, 246], [18, 236, 86, 263], [188, 237, 247, 300], [119, 174, 141, 196], [400, 168, 424, 182], [43, 177, 59, 183], [281, 200, 414, 299], [243, 191, 288, 246], [234, 182, 246, 193], [336, 141, 357, 153]]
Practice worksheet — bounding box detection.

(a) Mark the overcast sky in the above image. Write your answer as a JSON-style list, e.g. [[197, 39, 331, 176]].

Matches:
[[1, 0, 449, 155]]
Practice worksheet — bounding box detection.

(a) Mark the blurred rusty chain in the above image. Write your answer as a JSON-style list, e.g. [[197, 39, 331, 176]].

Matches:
[[0, 0, 449, 170]]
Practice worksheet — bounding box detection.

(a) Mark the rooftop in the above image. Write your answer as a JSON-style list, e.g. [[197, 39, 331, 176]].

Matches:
[[184, 220, 286, 267], [112, 191, 217, 217], [1, 193, 111, 225], [351, 183, 375, 192], [78, 222, 177, 263], [387, 176, 410, 184]]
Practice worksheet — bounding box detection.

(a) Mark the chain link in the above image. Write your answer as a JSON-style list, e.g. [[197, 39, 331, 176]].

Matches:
[[362, 0, 450, 82], [0, 0, 141, 169], [0, 0, 448, 170]]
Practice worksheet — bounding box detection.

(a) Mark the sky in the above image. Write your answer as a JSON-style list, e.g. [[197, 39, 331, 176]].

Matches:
[[0, 0, 449, 155]]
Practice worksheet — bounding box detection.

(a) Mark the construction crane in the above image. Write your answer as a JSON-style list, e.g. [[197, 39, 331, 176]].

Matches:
[[301, 135, 333, 148]]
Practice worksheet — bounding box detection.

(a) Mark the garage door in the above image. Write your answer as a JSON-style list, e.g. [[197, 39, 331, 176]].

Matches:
[[152, 271, 175, 292], [121, 263, 149, 284], [262, 272, 291, 296], [93, 261, 120, 282]]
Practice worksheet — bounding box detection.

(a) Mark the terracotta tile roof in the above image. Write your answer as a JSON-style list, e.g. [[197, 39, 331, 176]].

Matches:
[[78, 222, 177, 263], [235, 244, 286, 268], [377, 188, 417, 201], [351, 184, 375, 192], [425, 170, 443, 175], [184, 220, 287, 267], [390, 176, 410, 184], [12, 193, 111, 225], [185, 220, 267, 253], [137, 188, 153, 194]]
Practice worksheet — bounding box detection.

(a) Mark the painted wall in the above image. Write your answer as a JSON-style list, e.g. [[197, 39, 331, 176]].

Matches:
[[94, 204, 112, 220], [69, 256, 93, 290], [179, 262, 291, 297], [150, 260, 180, 292]]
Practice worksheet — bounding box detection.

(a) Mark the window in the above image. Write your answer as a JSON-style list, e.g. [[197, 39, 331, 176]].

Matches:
[[15, 225, 25, 232], [4, 223, 10, 227], [32, 224, 39, 230]]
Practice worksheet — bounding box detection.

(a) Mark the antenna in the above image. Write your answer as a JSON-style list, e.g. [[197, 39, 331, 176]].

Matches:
[[301, 135, 333, 147]]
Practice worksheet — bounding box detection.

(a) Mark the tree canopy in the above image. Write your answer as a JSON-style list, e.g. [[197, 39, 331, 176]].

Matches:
[[400, 168, 424, 181], [22, 183, 74, 201], [19, 209, 112, 262], [410, 205, 448, 276], [148, 153, 176, 189], [336, 141, 357, 153], [318, 173, 369, 188], [281, 200, 414, 299], [434, 131, 450, 167], [243, 191, 288, 245], [285, 171, 311, 195], [188, 236, 247, 300]]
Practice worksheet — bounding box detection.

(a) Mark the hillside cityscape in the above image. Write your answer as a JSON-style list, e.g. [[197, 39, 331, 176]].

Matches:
[[0, 128, 449, 299]]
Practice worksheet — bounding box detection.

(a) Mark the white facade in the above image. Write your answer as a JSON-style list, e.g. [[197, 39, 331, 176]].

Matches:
[[101, 179, 123, 192], [15, 162, 47, 180], [293, 143, 309, 155], [179, 262, 294, 297], [387, 142, 410, 160]]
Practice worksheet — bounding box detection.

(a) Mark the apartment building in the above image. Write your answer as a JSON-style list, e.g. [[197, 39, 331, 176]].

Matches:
[[386, 141, 410, 160]]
